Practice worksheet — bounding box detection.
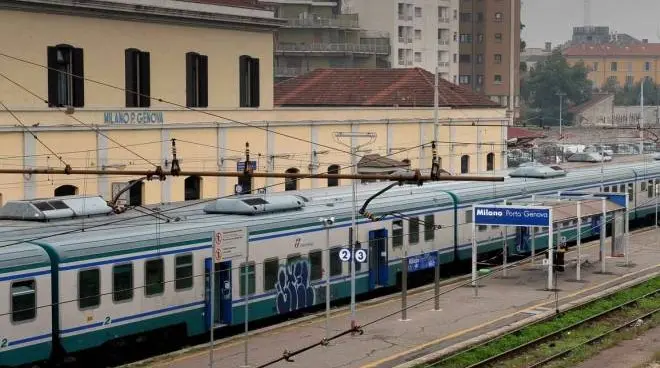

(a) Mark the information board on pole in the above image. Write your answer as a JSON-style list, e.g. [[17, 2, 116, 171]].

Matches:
[[213, 228, 248, 262], [474, 205, 551, 227]]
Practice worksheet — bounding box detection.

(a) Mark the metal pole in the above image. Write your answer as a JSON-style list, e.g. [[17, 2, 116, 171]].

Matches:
[[243, 247, 249, 367], [471, 206, 478, 296], [324, 220, 331, 341], [641, 78, 645, 155], [656, 183, 658, 228], [531, 194, 536, 263], [209, 260, 215, 368], [625, 193, 630, 266], [600, 197, 607, 273], [401, 244, 408, 321], [502, 200, 508, 277], [547, 213, 554, 290], [577, 201, 582, 281], [349, 145, 357, 329]]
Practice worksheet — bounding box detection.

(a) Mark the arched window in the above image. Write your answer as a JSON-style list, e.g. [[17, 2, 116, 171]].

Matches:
[[184, 175, 202, 200], [486, 153, 495, 171], [327, 165, 340, 187], [461, 155, 470, 174], [285, 168, 299, 191], [54, 185, 78, 197]]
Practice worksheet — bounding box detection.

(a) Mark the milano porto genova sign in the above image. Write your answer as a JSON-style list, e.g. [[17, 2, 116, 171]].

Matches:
[[474, 205, 551, 227]]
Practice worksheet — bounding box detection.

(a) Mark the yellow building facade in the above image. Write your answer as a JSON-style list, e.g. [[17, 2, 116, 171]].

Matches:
[[564, 44, 660, 89], [0, 0, 507, 206]]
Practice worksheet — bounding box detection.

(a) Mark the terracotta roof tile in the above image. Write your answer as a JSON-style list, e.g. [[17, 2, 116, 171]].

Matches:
[[563, 43, 660, 57], [181, 0, 265, 9], [508, 127, 545, 139], [274, 68, 499, 108]]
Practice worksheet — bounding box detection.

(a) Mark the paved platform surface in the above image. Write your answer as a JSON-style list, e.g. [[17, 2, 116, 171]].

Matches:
[[139, 228, 660, 368]]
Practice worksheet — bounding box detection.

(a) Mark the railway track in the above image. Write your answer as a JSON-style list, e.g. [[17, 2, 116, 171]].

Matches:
[[432, 287, 660, 368]]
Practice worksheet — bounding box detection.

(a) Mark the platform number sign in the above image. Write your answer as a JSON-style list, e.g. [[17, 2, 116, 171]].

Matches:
[[338, 248, 352, 262], [0, 338, 7, 349], [214, 231, 224, 262], [354, 249, 368, 263]]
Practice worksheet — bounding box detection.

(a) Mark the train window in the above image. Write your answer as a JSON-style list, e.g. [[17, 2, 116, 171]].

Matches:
[[11, 280, 36, 322], [309, 251, 322, 281], [641, 182, 647, 191], [620, 184, 625, 193], [465, 209, 473, 223], [113, 263, 134, 302], [79, 269, 100, 309], [330, 248, 342, 276], [424, 215, 435, 241], [628, 183, 634, 201], [649, 180, 655, 198], [392, 220, 403, 248], [287, 254, 301, 266], [603, 186, 609, 192], [239, 263, 256, 296], [175, 254, 193, 290], [408, 217, 420, 245], [145, 259, 164, 296], [263, 258, 279, 291]]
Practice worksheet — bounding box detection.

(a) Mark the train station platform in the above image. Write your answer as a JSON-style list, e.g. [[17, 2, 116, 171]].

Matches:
[[130, 228, 660, 368]]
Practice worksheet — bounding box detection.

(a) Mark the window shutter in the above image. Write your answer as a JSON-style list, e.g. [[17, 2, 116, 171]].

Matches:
[[138, 51, 151, 107], [249, 58, 260, 108], [199, 55, 209, 108], [185, 52, 195, 107], [71, 48, 85, 107], [239, 55, 249, 107], [47, 46, 59, 107], [125, 49, 137, 107]]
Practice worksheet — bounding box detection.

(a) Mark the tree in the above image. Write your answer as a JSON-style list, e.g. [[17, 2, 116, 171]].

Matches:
[[612, 79, 659, 106], [520, 23, 526, 53], [521, 52, 593, 126]]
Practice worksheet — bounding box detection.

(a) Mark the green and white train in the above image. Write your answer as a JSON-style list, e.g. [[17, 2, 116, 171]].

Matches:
[[1, 161, 660, 367]]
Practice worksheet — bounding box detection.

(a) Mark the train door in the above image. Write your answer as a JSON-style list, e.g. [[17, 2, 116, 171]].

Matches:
[[368, 229, 389, 289], [205, 258, 232, 328], [515, 227, 530, 253]]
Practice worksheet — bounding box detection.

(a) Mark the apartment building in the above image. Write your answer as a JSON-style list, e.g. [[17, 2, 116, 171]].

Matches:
[[260, 0, 391, 82], [458, 0, 520, 108], [342, 0, 459, 82]]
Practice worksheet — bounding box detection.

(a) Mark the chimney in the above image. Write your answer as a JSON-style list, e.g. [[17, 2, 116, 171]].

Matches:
[[643, 39, 649, 44], [544, 42, 552, 52]]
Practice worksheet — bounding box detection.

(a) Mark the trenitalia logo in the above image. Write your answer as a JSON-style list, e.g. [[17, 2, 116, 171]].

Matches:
[[476, 208, 503, 216]]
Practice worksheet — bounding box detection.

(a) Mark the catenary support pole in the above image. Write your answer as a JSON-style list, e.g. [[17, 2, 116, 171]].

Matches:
[[601, 197, 607, 273], [502, 200, 508, 277], [243, 245, 249, 367], [323, 220, 331, 341], [209, 259, 215, 368], [577, 201, 582, 281], [471, 206, 478, 296], [625, 193, 630, 266], [401, 244, 409, 321], [547, 212, 554, 291], [531, 194, 536, 263]]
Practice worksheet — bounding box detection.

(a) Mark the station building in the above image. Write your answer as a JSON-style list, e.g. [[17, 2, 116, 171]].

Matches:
[[0, 0, 508, 206]]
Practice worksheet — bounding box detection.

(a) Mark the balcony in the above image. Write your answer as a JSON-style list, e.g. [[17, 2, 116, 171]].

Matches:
[[437, 61, 450, 68], [398, 37, 413, 44], [398, 14, 413, 21], [438, 17, 450, 23], [284, 17, 360, 29], [437, 39, 450, 45], [276, 43, 390, 56], [275, 67, 310, 78]]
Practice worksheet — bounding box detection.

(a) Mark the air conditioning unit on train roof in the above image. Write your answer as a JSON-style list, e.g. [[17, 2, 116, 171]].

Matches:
[[509, 164, 567, 179], [203, 195, 305, 215], [0, 195, 113, 221]]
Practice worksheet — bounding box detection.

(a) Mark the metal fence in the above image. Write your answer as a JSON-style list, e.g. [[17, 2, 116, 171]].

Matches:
[[285, 17, 360, 28], [276, 43, 390, 55]]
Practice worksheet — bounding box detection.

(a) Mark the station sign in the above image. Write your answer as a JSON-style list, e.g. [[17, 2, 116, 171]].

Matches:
[[237, 161, 257, 171], [474, 205, 550, 227]]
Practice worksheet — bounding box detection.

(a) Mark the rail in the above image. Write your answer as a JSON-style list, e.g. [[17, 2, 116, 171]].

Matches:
[[276, 43, 390, 55]]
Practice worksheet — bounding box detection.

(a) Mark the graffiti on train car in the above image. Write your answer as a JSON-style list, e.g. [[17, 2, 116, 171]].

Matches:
[[275, 260, 316, 314]]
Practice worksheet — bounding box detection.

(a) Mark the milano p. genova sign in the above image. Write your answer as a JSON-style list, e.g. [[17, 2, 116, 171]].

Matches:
[[474, 205, 551, 227]]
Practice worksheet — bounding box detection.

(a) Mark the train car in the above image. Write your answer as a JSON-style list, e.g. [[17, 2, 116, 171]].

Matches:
[[1, 161, 660, 367]]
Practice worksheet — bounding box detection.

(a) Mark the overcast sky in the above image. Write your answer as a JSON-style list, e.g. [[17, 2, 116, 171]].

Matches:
[[522, 0, 660, 48]]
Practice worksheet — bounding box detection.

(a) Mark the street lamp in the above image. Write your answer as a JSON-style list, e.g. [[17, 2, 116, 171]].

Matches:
[[319, 216, 335, 341]]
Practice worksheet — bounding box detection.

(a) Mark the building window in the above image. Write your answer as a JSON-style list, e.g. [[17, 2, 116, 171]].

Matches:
[[453, 32, 458, 42], [309, 250, 323, 281], [184, 175, 202, 200], [128, 180, 144, 206], [327, 165, 340, 187], [477, 75, 484, 85], [625, 75, 634, 87], [645, 61, 651, 71], [453, 9, 457, 19], [461, 155, 470, 173], [285, 168, 299, 191], [113, 263, 133, 302], [186, 52, 208, 108], [175, 254, 193, 290], [453, 53, 457, 63], [494, 12, 503, 21], [627, 62, 633, 72], [424, 214, 435, 241], [54, 185, 78, 196], [408, 217, 420, 245], [460, 12, 472, 22], [486, 152, 495, 171], [476, 12, 483, 22], [47, 44, 84, 107], [459, 34, 472, 43], [239, 55, 260, 108], [263, 258, 279, 291], [414, 52, 422, 62], [593, 62, 599, 71], [476, 54, 484, 64], [610, 62, 617, 71], [78, 269, 100, 309], [414, 29, 422, 40], [494, 74, 503, 84], [145, 259, 164, 296], [459, 54, 471, 63], [330, 248, 342, 276], [494, 54, 502, 64], [459, 75, 471, 84], [125, 48, 151, 108], [11, 280, 36, 322], [239, 263, 256, 296], [494, 33, 503, 43], [392, 219, 403, 247], [414, 6, 422, 17]]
